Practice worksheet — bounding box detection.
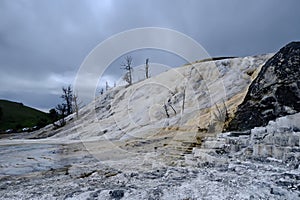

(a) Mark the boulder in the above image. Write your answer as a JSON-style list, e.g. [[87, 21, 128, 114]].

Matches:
[[227, 42, 300, 131]]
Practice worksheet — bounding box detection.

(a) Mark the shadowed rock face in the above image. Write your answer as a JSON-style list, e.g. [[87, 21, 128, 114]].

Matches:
[[227, 42, 300, 131]]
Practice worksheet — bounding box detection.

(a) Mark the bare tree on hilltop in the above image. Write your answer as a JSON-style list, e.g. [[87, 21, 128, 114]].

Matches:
[[121, 56, 133, 85], [106, 81, 110, 91], [73, 92, 79, 120], [145, 58, 150, 79]]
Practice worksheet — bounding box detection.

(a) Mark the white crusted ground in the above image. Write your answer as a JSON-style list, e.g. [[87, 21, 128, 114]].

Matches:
[[0, 113, 299, 199], [2, 54, 299, 200]]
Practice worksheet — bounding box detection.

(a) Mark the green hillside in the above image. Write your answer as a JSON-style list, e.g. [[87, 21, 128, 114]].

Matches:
[[0, 99, 50, 132]]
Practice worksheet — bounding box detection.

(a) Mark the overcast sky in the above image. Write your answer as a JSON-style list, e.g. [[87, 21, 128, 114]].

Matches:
[[1, 0, 300, 112]]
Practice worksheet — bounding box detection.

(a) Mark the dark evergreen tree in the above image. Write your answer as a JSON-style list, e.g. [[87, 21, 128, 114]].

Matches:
[[49, 108, 58, 125], [55, 104, 67, 127]]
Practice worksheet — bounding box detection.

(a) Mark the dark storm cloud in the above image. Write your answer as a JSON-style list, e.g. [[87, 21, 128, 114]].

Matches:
[[1, 0, 300, 111]]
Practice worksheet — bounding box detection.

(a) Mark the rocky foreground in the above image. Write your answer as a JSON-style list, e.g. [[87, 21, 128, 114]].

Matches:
[[0, 42, 300, 199], [0, 113, 299, 200]]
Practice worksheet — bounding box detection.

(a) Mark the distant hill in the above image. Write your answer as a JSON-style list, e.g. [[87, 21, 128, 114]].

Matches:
[[0, 99, 50, 132]]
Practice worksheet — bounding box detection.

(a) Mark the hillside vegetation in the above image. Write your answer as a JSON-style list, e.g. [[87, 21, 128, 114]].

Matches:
[[0, 99, 50, 132]]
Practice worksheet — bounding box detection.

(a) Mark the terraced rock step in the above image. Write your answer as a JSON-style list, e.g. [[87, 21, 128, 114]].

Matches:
[[161, 140, 201, 160], [191, 113, 300, 168]]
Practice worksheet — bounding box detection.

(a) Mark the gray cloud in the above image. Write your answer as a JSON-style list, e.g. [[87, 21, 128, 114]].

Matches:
[[1, 0, 300, 111]]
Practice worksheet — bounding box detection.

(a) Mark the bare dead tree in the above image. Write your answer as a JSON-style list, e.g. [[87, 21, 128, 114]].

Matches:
[[105, 81, 109, 91], [207, 99, 229, 133], [163, 104, 169, 118], [121, 56, 133, 85], [213, 99, 229, 122], [182, 87, 186, 114], [73, 92, 79, 120], [61, 85, 73, 115], [222, 99, 229, 122], [168, 99, 176, 115], [145, 58, 150, 79]]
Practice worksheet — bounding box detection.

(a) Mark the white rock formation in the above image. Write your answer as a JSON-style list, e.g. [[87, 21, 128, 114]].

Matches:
[[2, 53, 300, 200], [28, 54, 273, 142]]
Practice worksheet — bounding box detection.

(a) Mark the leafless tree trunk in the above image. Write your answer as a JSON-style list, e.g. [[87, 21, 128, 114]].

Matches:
[[168, 99, 176, 115], [106, 81, 109, 91], [61, 85, 73, 115], [213, 99, 229, 122], [145, 58, 149, 79], [164, 104, 169, 118], [121, 56, 133, 85], [182, 87, 186, 114], [73, 93, 79, 120]]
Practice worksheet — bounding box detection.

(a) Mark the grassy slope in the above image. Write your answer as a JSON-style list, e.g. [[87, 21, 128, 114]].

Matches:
[[0, 99, 50, 131]]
